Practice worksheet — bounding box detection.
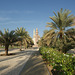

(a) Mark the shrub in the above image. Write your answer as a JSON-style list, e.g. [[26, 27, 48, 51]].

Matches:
[[39, 47, 75, 75]]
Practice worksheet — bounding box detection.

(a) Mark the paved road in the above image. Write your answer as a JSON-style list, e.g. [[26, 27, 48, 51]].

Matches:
[[20, 51, 50, 75], [0, 48, 36, 75]]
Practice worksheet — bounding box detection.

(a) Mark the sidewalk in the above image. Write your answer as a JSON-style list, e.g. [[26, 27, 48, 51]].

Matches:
[[19, 51, 50, 75]]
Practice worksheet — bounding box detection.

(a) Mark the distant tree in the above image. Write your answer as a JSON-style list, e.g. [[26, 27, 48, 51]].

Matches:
[[15, 27, 27, 50], [65, 28, 75, 49], [65, 28, 75, 41], [56, 28, 75, 53], [15, 27, 33, 50], [43, 29, 55, 46], [23, 33, 34, 49], [38, 37, 47, 47], [43, 30, 49, 35], [0, 29, 18, 55]]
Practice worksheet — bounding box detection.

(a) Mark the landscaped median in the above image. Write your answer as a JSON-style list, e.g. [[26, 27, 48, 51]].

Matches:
[[39, 47, 75, 75]]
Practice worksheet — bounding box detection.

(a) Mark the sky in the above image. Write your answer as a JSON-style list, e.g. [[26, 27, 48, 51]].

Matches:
[[0, 0, 75, 38]]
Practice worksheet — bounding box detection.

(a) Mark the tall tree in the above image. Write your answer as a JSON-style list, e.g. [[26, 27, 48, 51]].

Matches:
[[43, 29, 56, 46], [15, 27, 33, 50], [0, 29, 18, 55], [45, 8, 75, 47], [15, 27, 27, 50], [23, 34, 33, 48], [65, 28, 75, 48]]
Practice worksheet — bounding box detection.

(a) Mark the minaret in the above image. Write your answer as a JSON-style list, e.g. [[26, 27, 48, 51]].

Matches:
[[36, 28, 38, 35], [33, 29, 35, 37], [35, 28, 38, 44], [33, 28, 40, 47], [33, 29, 36, 45]]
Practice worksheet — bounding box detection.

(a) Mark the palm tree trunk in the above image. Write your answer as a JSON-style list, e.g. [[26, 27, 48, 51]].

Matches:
[[20, 45, 22, 51], [5, 44, 9, 55], [60, 33, 62, 40], [11, 44, 13, 48], [20, 41, 22, 51]]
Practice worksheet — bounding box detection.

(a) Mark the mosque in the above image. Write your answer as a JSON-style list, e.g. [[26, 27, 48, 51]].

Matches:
[[33, 28, 40, 47]]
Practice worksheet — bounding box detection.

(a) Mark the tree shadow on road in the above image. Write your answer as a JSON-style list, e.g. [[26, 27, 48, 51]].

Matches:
[[20, 51, 49, 75]]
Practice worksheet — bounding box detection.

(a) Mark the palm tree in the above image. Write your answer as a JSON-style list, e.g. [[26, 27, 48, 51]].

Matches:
[[15, 27, 27, 50], [65, 28, 75, 48], [65, 28, 75, 40], [38, 37, 47, 47], [0, 29, 18, 55], [45, 8, 75, 47], [43, 29, 55, 46], [15, 27, 33, 50], [23, 33, 33, 49]]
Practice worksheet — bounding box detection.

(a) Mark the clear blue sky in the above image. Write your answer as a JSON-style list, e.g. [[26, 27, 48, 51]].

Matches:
[[0, 0, 75, 38]]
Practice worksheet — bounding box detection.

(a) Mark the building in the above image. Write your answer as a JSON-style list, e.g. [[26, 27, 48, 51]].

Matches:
[[33, 28, 40, 47]]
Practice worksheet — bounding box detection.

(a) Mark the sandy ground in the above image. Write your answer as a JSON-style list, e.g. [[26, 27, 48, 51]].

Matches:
[[0, 48, 37, 75]]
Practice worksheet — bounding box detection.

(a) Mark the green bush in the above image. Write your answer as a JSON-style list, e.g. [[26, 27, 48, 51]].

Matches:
[[39, 47, 75, 75]]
